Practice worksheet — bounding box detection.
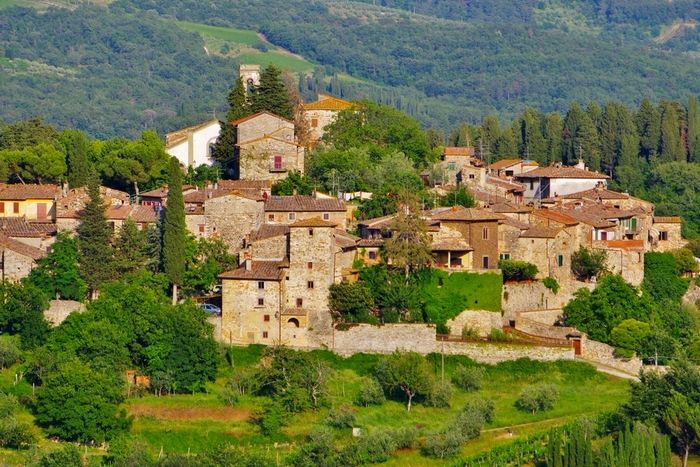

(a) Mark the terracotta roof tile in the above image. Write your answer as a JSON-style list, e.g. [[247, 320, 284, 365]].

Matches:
[[531, 209, 580, 226], [217, 180, 272, 190], [499, 217, 532, 230], [0, 218, 55, 237], [218, 259, 288, 280], [552, 208, 615, 228], [290, 217, 337, 228], [334, 229, 359, 249], [265, 195, 345, 212], [432, 207, 506, 222], [469, 189, 509, 205], [654, 216, 681, 224], [515, 164, 610, 179], [489, 202, 533, 214], [357, 239, 384, 247], [443, 147, 475, 156], [431, 238, 472, 251], [303, 94, 353, 110], [0, 234, 46, 260], [250, 224, 289, 242], [487, 159, 528, 171], [357, 215, 397, 229], [559, 187, 629, 200], [130, 205, 160, 223], [0, 184, 60, 200], [486, 177, 525, 192]]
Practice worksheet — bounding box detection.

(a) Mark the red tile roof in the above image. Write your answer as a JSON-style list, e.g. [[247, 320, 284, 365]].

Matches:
[[499, 217, 532, 230], [290, 217, 337, 228], [0, 234, 46, 260], [218, 259, 288, 280], [515, 164, 610, 179], [531, 209, 580, 227], [265, 195, 345, 212], [0, 184, 60, 200], [249, 224, 289, 243], [443, 147, 475, 156], [0, 218, 56, 237], [654, 216, 681, 224], [432, 207, 506, 222], [303, 94, 352, 110], [489, 202, 533, 214], [334, 229, 359, 249]]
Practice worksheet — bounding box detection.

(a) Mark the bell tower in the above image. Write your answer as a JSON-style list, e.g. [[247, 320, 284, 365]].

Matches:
[[239, 64, 261, 92]]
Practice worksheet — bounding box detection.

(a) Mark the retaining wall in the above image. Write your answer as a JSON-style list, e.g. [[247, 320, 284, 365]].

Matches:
[[44, 300, 85, 326], [445, 310, 503, 337]]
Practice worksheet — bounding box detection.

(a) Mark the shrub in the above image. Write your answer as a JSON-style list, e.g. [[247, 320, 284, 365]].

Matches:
[[424, 380, 453, 408], [353, 430, 396, 464], [461, 326, 479, 339], [499, 259, 538, 281], [422, 430, 464, 460], [359, 378, 385, 407], [516, 384, 559, 414], [488, 327, 512, 342], [610, 319, 650, 357], [452, 365, 485, 392], [391, 426, 417, 449], [571, 246, 608, 281], [542, 277, 559, 294], [326, 404, 357, 429], [218, 381, 240, 406]]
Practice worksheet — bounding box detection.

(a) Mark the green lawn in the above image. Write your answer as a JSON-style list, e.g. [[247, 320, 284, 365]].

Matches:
[[178, 22, 262, 45]]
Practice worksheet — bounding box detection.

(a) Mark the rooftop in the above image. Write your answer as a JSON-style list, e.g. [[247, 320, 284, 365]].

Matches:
[[0, 234, 46, 260], [249, 224, 290, 243], [303, 94, 353, 111], [218, 259, 289, 281], [290, 217, 337, 228], [264, 195, 345, 212], [519, 227, 562, 239], [515, 163, 610, 180], [0, 184, 61, 200], [165, 119, 220, 148], [432, 206, 506, 222]]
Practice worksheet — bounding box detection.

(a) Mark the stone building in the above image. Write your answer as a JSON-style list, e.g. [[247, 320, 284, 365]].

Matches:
[[232, 112, 304, 181], [55, 186, 130, 232], [651, 216, 683, 252], [219, 217, 352, 348], [515, 161, 609, 202], [0, 217, 56, 250], [203, 191, 265, 254], [0, 234, 46, 281], [515, 227, 575, 282], [303, 94, 353, 144], [486, 159, 539, 178], [264, 194, 347, 229]]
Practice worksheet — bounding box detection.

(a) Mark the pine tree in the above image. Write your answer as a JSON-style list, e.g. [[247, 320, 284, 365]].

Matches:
[[563, 102, 585, 165], [544, 112, 564, 165], [494, 126, 518, 161], [114, 217, 147, 278], [519, 108, 547, 164], [77, 171, 114, 299], [478, 115, 501, 150], [251, 64, 293, 119], [576, 114, 602, 172], [163, 157, 186, 305], [659, 102, 684, 163]]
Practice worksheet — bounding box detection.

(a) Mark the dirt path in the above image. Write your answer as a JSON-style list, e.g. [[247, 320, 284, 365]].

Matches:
[[256, 32, 306, 60], [655, 22, 697, 43], [128, 404, 252, 422]]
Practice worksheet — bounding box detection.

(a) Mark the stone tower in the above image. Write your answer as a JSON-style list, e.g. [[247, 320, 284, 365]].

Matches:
[[239, 64, 261, 90]]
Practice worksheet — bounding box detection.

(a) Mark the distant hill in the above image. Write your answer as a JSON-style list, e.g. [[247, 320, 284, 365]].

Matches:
[[2, 0, 700, 138]]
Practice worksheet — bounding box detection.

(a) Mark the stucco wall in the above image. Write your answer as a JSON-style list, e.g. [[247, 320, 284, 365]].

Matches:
[[166, 122, 220, 168]]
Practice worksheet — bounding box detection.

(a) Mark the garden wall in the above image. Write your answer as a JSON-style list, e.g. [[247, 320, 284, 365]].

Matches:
[[44, 300, 85, 326], [445, 310, 504, 337], [581, 338, 643, 375], [502, 281, 595, 316]]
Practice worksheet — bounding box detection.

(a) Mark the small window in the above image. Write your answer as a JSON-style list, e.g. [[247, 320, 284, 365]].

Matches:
[[323, 213, 330, 221], [557, 255, 563, 267], [659, 231, 668, 241], [500, 253, 510, 260], [258, 298, 264, 306], [368, 251, 377, 260], [273, 155, 283, 170], [257, 281, 265, 290], [308, 281, 314, 289], [268, 214, 274, 221], [448, 163, 456, 171], [308, 262, 313, 269], [311, 118, 318, 128], [296, 298, 303, 307], [529, 181, 534, 190], [469, 174, 475, 179], [638, 252, 643, 263], [264, 314, 270, 322], [309, 229, 313, 236], [263, 331, 268, 338], [505, 170, 514, 177], [109, 221, 116, 230], [482, 228, 489, 240], [198, 224, 204, 234], [288, 212, 296, 221], [0, 202, 4, 213], [13, 202, 19, 214]]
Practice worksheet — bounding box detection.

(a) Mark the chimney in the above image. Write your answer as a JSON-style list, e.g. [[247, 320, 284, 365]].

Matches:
[[62, 181, 69, 196], [576, 159, 586, 170], [245, 253, 252, 271], [293, 186, 298, 196]]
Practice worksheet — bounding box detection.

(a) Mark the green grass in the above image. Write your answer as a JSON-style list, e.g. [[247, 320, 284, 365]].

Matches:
[[178, 22, 262, 45]]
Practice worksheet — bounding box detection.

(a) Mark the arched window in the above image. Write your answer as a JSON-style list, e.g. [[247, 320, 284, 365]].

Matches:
[[287, 318, 300, 328]]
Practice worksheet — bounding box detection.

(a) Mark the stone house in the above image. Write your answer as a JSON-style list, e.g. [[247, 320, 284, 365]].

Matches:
[[651, 216, 683, 252], [482, 176, 526, 204], [231, 112, 304, 181], [139, 185, 197, 207], [203, 191, 265, 254], [105, 204, 160, 232], [489, 202, 533, 223], [264, 194, 347, 229], [440, 147, 480, 186], [515, 227, 575, 283], [487, 159, 539, 178], [55, 186, 130, 232], [219, 217, 346, 348], [303, 94, 353, 144], [0, 234, 46, 281], [165, 119, 221, 168], [497, 216, 532, 261], [515, 161, 609, 201], [0, 184, 61, 222], [430, 207, 504, 270], [0, 217, 56, 250]]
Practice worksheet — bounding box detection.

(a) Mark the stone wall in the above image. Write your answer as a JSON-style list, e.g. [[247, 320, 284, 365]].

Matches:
[[517, 309, 563, 326], [515, 314, 573, 340], [445, 310, 503, 337], [581, 337, 643, 375], [0, 249, 36, 282], [441, 341, 574, 363], [44, 300, 85, 326], [502, 281, 594, 317], [682, 280, 700, 306], [205, 194, 264, 255]]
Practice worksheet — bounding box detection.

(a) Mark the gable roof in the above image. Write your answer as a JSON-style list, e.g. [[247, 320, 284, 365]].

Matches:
[[249, 224, 290, 243], [0, 184, 60, 200], [0, 234, 46, 260], [519, 227, 562, 239], [443, 147, 475, 156], [217, 180, 272, 191], [165, 119, 221, 148], [334, 229, 359, 249], [486, 176, 526, 192], [515, 164, 609, 180], [303, 94, 352, 110], [357, 215, 397, 229], [0, 218, 56, 238], [229, 111, 294, 127], [560, 187, 629, 200], [531, 209, 580, 227], [432, 207, 506, 222], [218, 259, 288, 281], [487, 159, 539, 171], [499, 217, 532, 230], [265, 195, 346, 212], [489, 202, 533, 214], [237, 134, 304, 148], [290, 217, 337, 228]]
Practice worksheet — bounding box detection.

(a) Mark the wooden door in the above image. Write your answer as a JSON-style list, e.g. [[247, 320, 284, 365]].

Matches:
[[572, 339, 581, 355], [36, 203, 47, 221]]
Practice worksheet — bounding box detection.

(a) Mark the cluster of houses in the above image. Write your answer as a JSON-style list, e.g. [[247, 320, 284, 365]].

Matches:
[[0, 64, 684, 349]]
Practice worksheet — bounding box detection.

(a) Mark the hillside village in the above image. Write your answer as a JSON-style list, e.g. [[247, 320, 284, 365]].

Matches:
[[0, 65, 688, 381]]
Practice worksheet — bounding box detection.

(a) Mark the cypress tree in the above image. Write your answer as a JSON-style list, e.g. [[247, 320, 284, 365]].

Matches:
[[659, 102, 684, 163], [77, 171, 114, 299], [688, 94, 700, 162], [494, 126, 518, 161], [544, 112, 564, 165], [114, 217, 147, 278], [636, 98, 661, 162], [563, 102, 585, 165], [163, 157, 186, 305], [213, 77, 251, 162], [251, 64, 293, 119], [63, 129, 90, 188]]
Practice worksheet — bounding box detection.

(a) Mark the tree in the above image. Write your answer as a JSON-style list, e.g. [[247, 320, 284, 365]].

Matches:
[[183, 235, 236, 295], [610, 319, 650, 358], [516, 384, 559, 414], [439, 185, 476, 208], [60, 129, 91, 188], [163, 157, 186, 305], [77, 171, 115, 299], [498, 259, 538, 281], [660, 102, 684, 163], [35, 359, 132, 443], [251, 64, 293, 120], [637, 98, 661, 162], [359, 379, 385, 407], [673, 248, 698, 277], [0, 282, 50, 349], [114, 218, 147, 279], [688, 94, 700, 162], [271, 170, 314, 196], [375, 350, 432, 411], [27, 231, 86, 301], [570, 246, 607, 281], [382, 208, 432, 282], [544, 112, 563, 165], [282, 69, 311, 148], [329, 281, 375, 322], [213, 77, 251, 162]]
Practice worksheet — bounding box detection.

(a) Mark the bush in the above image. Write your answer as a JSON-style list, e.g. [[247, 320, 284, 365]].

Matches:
[[571, 246, 608, 281], [422, 430, 464, 460], [452, 365, 485, 392], [488, 327, 512, 342], [461, 326, 479, 339], [424, 380, 453, 408], [610, 319, 650, 356], [326, 404, 357, 429], [391, 426, 417, 449], [499, 259, 538, 281], [359, 378, 385, 407], [542, 277, 559, 294], [516, 384, 559, 414], [218, 381, 240, 406]]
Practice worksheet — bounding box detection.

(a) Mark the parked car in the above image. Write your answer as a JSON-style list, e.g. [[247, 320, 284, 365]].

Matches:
[[212, 284, 222, 295], [198, 303, 221, 316]]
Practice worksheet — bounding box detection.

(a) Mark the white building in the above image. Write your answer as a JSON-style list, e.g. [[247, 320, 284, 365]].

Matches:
[[165, 119, 222, 168], [515, 161, 609, 202]]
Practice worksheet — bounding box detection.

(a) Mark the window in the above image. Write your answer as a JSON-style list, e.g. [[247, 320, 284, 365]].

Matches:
[[273, 155, 283, 170], [269, 214, 274, 221], [263, 331, 268, 338], [308, 281, 314, 289], [558, 255, 564, 267], [482, 256, 489, 269], [0, 202, 4, 213], [296, 298, 303, 307], [368, 251, 377, 260], [209, 143, 216, 158], [308, 262, 313, 269], [258, 298, 264, 306], [257, 281, 265, 290], [309, 229, 313, 236], [482, 228, 489, 240], [469, 173, 475, 179], [323, 213, 330, 221], [12, 203, 19, 214], [264, 314, 270, 322], [505, 170, 514, 177], [311, 118, 318, 128], [529, 181, 534, 190], [500, 253, 510, 260], [660, 231, 668, 241], [288, 212, 296, 221], [638, 252, 643, 263], [198, 224, 204, 234], [448, 163, 456, 171]]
